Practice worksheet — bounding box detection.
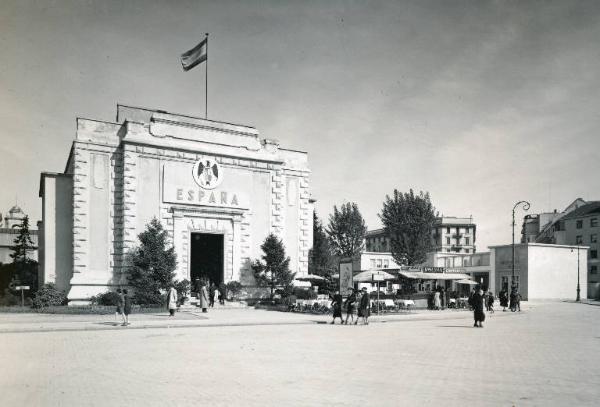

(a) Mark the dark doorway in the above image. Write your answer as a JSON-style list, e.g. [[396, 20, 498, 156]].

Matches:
[[190, 233, 224, 286]]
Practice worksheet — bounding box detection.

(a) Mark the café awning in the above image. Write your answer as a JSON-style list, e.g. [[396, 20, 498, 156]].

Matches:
[[397, 271, 473, 280], [354, 270, 396, 283]]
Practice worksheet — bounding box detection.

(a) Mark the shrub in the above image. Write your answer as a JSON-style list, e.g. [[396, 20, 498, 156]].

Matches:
[[293, 287, 317, 300], [174, 279, 190, 303], [32, 283, 67, 309], [90, 291, 121, 306], [226, 281, 243, 300]]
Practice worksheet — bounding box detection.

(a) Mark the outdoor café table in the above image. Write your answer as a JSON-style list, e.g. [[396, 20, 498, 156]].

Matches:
[[396, 299, 415, 311], [458, 297, 469, 308]]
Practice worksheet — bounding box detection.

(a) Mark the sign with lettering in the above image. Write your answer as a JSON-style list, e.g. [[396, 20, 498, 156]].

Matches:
[[162, 162, 249, 209]]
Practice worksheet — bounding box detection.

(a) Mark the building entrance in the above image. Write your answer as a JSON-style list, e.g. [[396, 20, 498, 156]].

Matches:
[[190, 233, 224, 286]]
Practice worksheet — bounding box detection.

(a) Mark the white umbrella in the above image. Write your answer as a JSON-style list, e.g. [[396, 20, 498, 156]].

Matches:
[[353, 270, 395, 283], [456, 279, 478, 285], [295, 275, 326, 282]]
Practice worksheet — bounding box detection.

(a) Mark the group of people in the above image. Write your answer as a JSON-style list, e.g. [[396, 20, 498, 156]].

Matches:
[[498, 287, 522, 312], [329, 287, 371, 325], [114, 288, 132, 326], [165, 279, 228, 317], [470, 286, 522, 328]]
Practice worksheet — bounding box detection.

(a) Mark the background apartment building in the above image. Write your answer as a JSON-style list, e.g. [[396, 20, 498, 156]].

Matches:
[[365, 216, 476, 254]]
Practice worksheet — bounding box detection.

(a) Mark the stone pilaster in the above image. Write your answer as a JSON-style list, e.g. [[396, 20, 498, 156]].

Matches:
[[71, 144, 90, 278], [298, 174, 311, 275], [270, 166, 284, 236], [121, 144, 138, 263]]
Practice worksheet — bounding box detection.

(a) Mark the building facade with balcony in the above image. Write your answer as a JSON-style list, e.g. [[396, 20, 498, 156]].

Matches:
[[365, 216, 477, 254]]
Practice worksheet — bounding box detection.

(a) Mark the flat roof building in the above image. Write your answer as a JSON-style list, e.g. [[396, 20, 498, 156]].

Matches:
[[39, 104, 312, 304]]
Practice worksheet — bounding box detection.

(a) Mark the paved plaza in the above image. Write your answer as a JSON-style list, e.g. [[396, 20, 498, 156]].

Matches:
[[1, 301, 599, 406]]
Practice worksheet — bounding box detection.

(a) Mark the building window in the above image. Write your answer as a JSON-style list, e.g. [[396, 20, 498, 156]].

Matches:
[[591, 250, 598, 259], [576, 235, 583, 244], [370, 259, 376, 268], [576, 220, 583, 229], [465, 249, 470, 254], [591, 266, 598, 274], [591, 234, 598, 243], [383, 259, 389, 268], [592, 218, 598, 227], [376, 259, 382, 268], [465, 237, 470, 245]]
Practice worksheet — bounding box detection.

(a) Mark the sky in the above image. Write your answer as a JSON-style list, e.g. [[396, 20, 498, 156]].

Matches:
[[1, 0, 599, 251]]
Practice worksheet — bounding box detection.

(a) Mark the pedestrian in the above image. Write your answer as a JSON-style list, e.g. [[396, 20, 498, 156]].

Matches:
[[472, 287, 485, 328], [209, 282, 216, 307], [344, 288, 357, 325], [433, 290, 441, 310], [468, 287, 477, 310], [330, 290, 343, 324], [487, 290, 495, 313], [167, 286, 178, 317], [499, 288, 509, 311], [200, 281, 209, 313], [515, 290, 522, 312], [115, 288, 124, 324], [358, 287, 371, 325], [509, 288, 518, 312], [122, 289, 132, 326], [214, 286, 220, 306], [219, 282, 226, 305]]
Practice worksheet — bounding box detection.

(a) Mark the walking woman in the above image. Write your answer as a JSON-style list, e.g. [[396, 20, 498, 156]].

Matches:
[[330, 290, 343, 324], [167, 286, 178, 317], [433, 290, 441, 310], [122, 289, 132, 326], [472, 287, 485, 328], [499, 288, 509, 311], [358, 287, 371, 325], [344, 288, 357, 325], [200, 281, 209, 313]]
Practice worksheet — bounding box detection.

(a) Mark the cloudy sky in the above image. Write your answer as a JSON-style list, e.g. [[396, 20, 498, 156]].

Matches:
[[1, 0, 599, 250]]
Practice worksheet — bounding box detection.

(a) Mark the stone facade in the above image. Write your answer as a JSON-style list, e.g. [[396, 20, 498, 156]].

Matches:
[[39, 105, 312, 303]]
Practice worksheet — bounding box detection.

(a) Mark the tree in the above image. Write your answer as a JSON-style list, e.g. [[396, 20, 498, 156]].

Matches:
[[251, 233, 295, 298], [379, 189, 437, 266], [308, 211, 335, 277], [127, 218, 178, 305], [326, 202, 367, 258], [10, 215, 38, 293]]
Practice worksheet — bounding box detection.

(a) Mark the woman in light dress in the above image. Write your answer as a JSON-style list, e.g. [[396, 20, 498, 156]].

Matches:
[[167, 286, 178, 317], [433, 290, 441, 310]]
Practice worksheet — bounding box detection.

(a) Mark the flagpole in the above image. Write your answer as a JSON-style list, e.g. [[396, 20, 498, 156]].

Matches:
[[205, 33, 209, 119]]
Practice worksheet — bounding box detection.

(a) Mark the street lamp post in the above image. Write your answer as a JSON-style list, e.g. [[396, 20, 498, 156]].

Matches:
[[572, 245, 581, 302], [512, 200, 531, 291]]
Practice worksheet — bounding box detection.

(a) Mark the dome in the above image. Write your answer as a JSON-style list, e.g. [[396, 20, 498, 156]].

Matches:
[[9, 205, 23, 215]]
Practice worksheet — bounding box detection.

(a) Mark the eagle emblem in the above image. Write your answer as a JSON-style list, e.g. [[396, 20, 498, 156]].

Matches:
[[192, 157, 222, 189]]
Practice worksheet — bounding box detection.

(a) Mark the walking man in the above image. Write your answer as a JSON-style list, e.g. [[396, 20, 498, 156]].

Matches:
[[209, 282, 216, 307], [122, 289, 132, 326], [200, 281, 209, 313], [115, 288, 124, 324]]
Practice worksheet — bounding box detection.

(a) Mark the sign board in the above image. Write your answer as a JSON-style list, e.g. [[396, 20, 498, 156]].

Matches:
[[339, 262, 353, 295], [371, 273, 385, 282], [15, 286, 30, 290]]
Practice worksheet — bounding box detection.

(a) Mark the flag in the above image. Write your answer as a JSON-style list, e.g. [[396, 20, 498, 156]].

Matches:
[[181, 37, 207, 71]]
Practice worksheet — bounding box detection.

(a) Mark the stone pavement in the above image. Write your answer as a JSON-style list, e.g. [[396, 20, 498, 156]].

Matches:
[[0, 301, 599, 407]]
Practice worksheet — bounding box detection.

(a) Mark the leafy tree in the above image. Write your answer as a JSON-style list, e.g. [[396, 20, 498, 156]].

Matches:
[[326, 202, 367, 258], [379, 189, 437, 265], [10, 215, 38, 293], [251, 233, 295, 298], [308, 211, 335, 277], [127, 218, 178, 305]]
